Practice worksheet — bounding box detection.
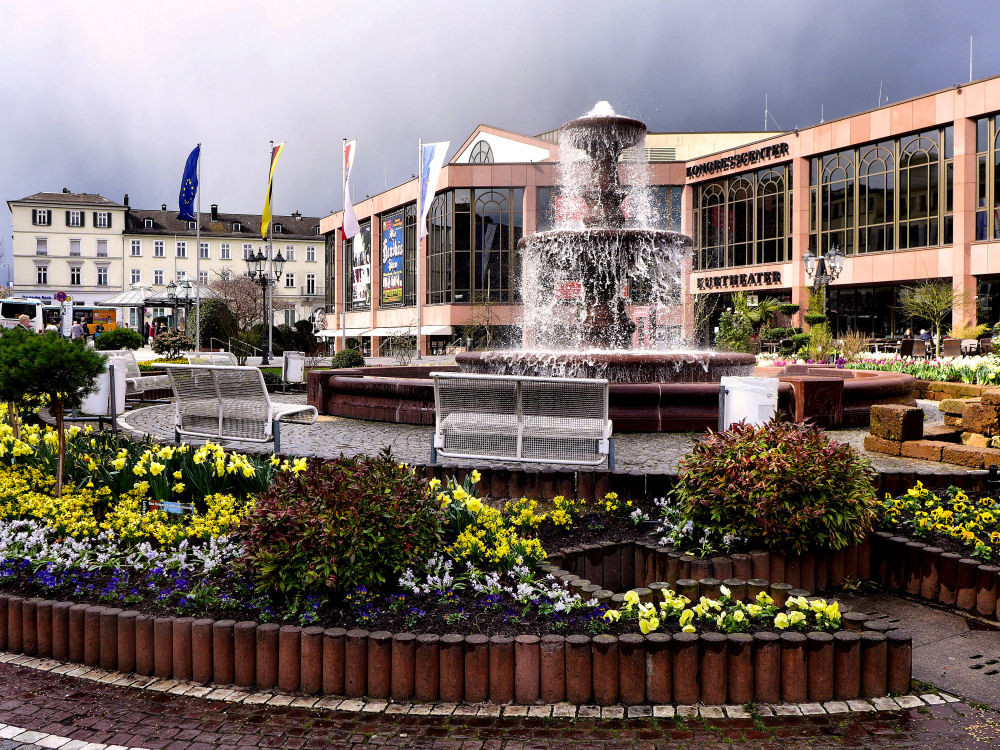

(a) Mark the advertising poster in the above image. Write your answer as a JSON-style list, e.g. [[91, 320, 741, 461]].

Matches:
[[351, 231, 371, 307], [381, 211, 404, 306]]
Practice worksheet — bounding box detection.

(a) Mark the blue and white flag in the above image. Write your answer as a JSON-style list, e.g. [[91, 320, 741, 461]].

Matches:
[[417, 141, 450, 243]]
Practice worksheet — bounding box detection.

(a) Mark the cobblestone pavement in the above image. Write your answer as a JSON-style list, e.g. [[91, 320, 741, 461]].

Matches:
[[120, 397, 967, 475], [0, 662, 998, 749]]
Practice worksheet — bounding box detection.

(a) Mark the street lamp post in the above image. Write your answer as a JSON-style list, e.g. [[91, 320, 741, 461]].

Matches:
[[801, 245, 845, 315], [245, 248, 285, 366]]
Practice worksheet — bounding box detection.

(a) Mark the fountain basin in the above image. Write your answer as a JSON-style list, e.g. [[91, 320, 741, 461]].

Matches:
[[456, 350, 756, 383]]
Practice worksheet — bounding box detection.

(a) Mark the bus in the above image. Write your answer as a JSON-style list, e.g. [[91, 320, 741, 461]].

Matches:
[[41, 305, 117, 334], [0, 298, 45, 332]]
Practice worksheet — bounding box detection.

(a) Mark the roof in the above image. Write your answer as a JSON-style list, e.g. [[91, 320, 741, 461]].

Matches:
[[126, 208, 323, 240], [10, 191, 125, 208]]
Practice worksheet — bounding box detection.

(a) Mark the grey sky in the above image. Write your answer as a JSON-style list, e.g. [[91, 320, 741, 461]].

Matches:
[[3, 0, 999, 282]]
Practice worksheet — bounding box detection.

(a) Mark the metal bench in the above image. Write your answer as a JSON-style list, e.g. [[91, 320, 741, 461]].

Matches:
[[431, 372, 614, 470], [185, 352, 238, 366], [162, 364, 317, 453], [103, 349, 169, 400]]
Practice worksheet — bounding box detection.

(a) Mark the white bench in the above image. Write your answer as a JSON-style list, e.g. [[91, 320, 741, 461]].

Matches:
[[185, 352, 238, 366], [103, 349, 169, 400], [162, 364, 317, 453], [431, 372, 614, 470]]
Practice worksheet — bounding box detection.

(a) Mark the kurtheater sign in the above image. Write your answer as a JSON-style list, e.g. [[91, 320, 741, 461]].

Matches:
[[686, 142, 790, 179], [696, 271, 782, 290]]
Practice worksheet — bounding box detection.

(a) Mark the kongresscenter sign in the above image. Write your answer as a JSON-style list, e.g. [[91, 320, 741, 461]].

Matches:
[[686, 142, 790, 179]]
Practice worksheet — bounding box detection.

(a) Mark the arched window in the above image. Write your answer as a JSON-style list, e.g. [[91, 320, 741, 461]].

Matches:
[[698, 184, 725, 269], [469, 140, 494, 164], [728, 176, 754, 267], [899, 134, 939, 249], [820, 151, 855, 254], [859, 143, 894, 253], [756, 168, 785, 264], [475, 190, 508, 300]]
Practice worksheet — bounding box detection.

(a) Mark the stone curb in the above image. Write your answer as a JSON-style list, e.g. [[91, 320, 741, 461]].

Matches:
[[0, 650, 955, 719]]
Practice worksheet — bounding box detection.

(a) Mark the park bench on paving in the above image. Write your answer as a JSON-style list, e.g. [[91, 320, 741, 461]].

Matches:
[[162, 364, 317, 453], [103, 349, 170, 401], [185, 351, 238, 366], [431, 372, 614, 470]]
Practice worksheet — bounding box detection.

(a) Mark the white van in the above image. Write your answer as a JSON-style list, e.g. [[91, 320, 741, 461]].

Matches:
[[0, 298, 44, 332]]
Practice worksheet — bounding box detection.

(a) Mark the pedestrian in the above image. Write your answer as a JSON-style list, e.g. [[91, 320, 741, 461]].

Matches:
[[70, 319, 84, 340], [94, 323, 104, 339], [44, 321, 59, 334], [16, 314, 31, 331]]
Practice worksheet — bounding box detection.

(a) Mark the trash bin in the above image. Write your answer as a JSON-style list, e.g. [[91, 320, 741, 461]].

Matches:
[[718, 376, 778, 430], [81, 355, 128, 416], [283, 351, 305, 384]]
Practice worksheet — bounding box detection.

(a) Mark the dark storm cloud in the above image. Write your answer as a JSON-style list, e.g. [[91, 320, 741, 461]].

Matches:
[[2, 0, 999, 281]]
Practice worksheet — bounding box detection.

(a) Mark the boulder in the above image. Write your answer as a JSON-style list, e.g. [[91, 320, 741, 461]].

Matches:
[[962, 403, 1000, 437]]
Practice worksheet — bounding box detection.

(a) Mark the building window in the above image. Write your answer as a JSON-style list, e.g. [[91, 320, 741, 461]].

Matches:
[[35, 238, 48, 256], [404, 203, 417, 306], [199, 271, 208, 284], [306, 246, 316, 262], [273, 223, 283, 234], [130, 268, 141, 284], [130, 239, 142, 256], [176, 241, 187, 258], [36, 265, 48, 285], [32, 209, 51, 226], [243, 243, 254, 260], [220, 243, 231, 259], [69, 239, 80, 256], [470, 140, 494, 164], [154, 240, 165, 258], [285, 272, 295, 289], [154, 270, 164, 285], [97, 267, 108, 286], [306, 273, 316, 295], [94, 212, 110, 228], [187, 221, 197, 230], [810, 126, 952, 255], [199, 242, 209, 259], [144, 217, 154, 228], [67, 210, 83, 227], [231, 222, 241, 232], [975, 115, 1000, 240], [285, 245, 295, 262], [176, 270, 186, 281], [70, 266, 81, 286], [694, 166, 791, 270], [283, 309, 296, 326], [96, 240, 108, 258]]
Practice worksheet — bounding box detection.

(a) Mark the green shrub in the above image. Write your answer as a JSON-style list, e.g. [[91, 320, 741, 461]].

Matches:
[[668, 421, 878, 554], [777, 303, 801, 315], [716, 311, 752, 352], [332, 349, 366, 368], [150, 329, 195, 359], [237, 452, 442, 602], [804, 313, 828, 326], [94, 327, 144, 351], [763, 326, 794, 342], [790, 333, 811, 351]]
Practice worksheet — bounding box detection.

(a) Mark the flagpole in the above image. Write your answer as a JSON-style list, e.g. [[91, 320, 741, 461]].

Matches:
[[416, 138, 423, 361], [341, 138, 347, 354], [195, 142, 202, 352], [267, 140, 274, 363]]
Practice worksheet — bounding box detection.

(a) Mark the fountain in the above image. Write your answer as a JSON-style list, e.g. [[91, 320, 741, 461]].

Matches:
[[307, 103, 916, 433], [456, 101, 756, 383]]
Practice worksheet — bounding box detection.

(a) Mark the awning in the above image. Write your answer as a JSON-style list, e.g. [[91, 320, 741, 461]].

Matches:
[[318, 327, 369, 338], [420, 325, 453, 336], [366, 326, 415, 337]]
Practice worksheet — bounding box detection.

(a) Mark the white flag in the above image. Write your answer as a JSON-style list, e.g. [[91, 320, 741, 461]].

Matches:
[[417, 141, 450, 243], [343, 139, 360, 240]]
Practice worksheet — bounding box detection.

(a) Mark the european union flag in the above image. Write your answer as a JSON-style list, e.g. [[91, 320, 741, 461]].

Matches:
[[177, 145, 200, 221]]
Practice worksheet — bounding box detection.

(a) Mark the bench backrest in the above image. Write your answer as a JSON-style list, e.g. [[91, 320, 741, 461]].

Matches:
[[186, 352, 238, 366], [102, 349, 141, 378], [432, 372, 609, 422], [163, 364, 272, 440]]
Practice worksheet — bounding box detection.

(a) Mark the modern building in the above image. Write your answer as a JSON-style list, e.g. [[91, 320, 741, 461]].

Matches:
[[320, 73, 1000, 353], [8, 190, 323, 331], [320, 127, 770, 354]]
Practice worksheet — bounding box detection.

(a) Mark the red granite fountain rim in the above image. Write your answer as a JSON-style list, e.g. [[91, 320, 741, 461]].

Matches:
[[457, 351, 757, 367]]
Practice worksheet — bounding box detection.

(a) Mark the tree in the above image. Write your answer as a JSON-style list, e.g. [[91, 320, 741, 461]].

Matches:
[[209, 271, 291, 332], [897, 281, 971, 358], [151, 329, 195, 359], [732, 292, 781, 340], [0, 329, 105, 495], [192, 297, 238, 349]]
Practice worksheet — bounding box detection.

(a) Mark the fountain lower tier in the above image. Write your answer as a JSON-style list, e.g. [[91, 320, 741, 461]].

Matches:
[[455, 351, 757, 383]]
